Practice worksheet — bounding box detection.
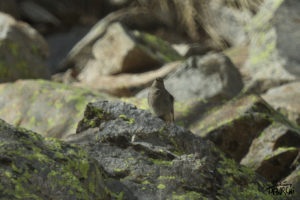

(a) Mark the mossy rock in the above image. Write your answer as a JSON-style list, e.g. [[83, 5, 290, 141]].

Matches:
[[0, 79, 114, 138], [0, 119, 110, 199]]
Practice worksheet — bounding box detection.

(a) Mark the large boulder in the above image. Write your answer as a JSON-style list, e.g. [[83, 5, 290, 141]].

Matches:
[[60, 21, 182, 76], [0, 119, 110, 199], [0, 79, 113, 138], [0, 12, 50, 82], [243, 0, 300, 92], [65, 100, 275, 199], [192, 94, 300, 183], [137, 53, 243, 101]]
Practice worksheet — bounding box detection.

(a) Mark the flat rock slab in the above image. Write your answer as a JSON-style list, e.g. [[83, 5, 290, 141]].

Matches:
[[0, 79, 113, 138], [66, 100, 274, 199]]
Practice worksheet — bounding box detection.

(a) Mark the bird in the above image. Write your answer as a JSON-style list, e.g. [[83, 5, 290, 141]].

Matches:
[[148, 77, 174, 122]]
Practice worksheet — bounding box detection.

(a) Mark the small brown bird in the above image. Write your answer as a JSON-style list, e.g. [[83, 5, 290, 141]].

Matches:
[[148, 77, 174, 122]]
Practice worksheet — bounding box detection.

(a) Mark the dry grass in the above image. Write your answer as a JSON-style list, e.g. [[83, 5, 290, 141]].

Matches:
[[134, 0, 264, 48]]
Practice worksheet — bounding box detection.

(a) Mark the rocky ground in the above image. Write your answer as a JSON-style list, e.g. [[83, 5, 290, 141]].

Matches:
[[0, 0, 299, 199]]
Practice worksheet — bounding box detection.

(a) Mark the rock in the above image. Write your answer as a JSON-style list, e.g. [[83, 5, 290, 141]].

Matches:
[[262, 82, 300, 114], [73, 61, 182, 97], [78, 22, 181, 77], [243, 0, 300, 92], [240, 122, 300, 182], [0, 119, 110, 199], [65, 100, 274, 199], [46, 25, 91, 73], [18, 0, 104, 33], [0, 0, 19, 18], [0, 80, 113, 138], [282, 165, 300, 199], [0, 12, 50, 82], [137, 53, 243, 101], [204, 0, 252, 47], [192, 94, 300, 162], [60, 12, 182, 74]]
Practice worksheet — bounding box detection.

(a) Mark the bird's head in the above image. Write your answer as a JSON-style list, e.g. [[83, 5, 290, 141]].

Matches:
[[152, 77, 165, 88]]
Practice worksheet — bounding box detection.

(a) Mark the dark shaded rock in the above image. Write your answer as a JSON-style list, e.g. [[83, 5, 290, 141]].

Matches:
[[243, 0, 300, 92], [0, 80, 114, 138], [66, 100, 275, 199], [137, 53, 243, 101], [241, 122, 300, 183], [0, 119, 110, 199], [192, 95, 300, 162], [0, 0, 19, 18], [282, 165, 300, 199], [0, 12, 50, 82], [46, 26, 92, 73]]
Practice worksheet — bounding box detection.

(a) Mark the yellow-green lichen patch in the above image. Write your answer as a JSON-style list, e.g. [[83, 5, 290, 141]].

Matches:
[[157, 183, 166, 190], [134, 31, 183, 63], [217, 153, 274, 199], [148, 158, 173, 166], [157, 176, 176, 180], [172, 191, 205, 200], [119, 114, 135, 124]]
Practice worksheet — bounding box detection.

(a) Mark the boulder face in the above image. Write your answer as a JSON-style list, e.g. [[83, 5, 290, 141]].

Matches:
[[262, 81, 300, 114], [243, 0, 300, 91], [61, 21, 182, 77], [66, 100, 274, 200], [0, 12, 50, 82], [191, 93, 300, 183], [137, 53, 243, 101], [192, 94, 300, 161], [0, 79, 113, 138], [0, 119, 110, 200]]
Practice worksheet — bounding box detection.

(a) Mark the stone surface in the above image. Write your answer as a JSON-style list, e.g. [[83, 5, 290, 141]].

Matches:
[[282, 165, 300, 199], [0, 12, 50, 82], [60, 19, 182, 76], [0, 80, 113, 138], [262, 82, 300, 114], [65, 100, 274, 200], [137, 53, 243, 101], [191, 94, 300, 162], [205, 0, 252, 47], [0, 119, 110, 199], [241, 122, 300, 182], [243, 0, 300, 92], [73, 61, 182, 97]]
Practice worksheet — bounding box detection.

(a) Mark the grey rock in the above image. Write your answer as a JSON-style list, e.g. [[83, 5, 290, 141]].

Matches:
[[0, 79, 113, 138], [66, 100, 275, 199], [137, 53, 243, 101]]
